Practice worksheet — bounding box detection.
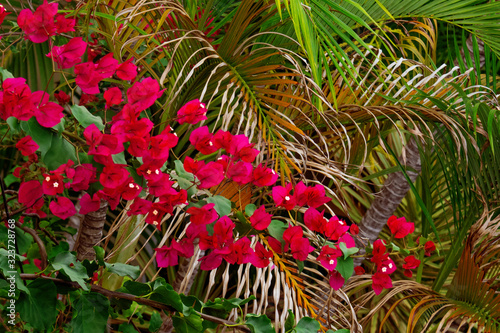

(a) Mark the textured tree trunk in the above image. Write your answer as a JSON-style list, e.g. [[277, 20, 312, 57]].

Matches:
[[354, 136, 422, 266], [159, 248, 205, 333], [74, 199, 108, 261]]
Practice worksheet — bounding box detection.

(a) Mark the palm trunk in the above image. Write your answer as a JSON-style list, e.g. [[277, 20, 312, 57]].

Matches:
[[74, 199, 108, 261], [354, 136, 422, 265]]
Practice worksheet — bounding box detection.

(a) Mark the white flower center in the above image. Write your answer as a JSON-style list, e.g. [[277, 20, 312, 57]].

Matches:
[[329, 259, 334, 265], [382, 267, 387, 273], [45, 176, 51, 181], [209, 141, 213, 146], [285, 196, 290, 201], [339, 221, 344, 225], [388, 263, 393, 269], [153, 210, 158, 215], [153, 221, 158, 225], [53, 182, 59, 188], [147, 170, 152, 175], [155, 169, 160, 175], [129, 183, 135, 188], [200, 103, 205, 108]]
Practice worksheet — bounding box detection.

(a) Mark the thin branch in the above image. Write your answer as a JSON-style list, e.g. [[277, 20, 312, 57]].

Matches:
[[19, 274, 251, 333], [16, 222, 48, 270]]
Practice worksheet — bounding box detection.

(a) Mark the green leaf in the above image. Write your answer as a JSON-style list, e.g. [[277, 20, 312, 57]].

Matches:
[[150, 284, 183, 312], [245, 314, 274, 333], [174, 160, 194, 181], [206, 195, 232, 216], [70, 292, 109, 333], [118, 323, 139, 333], [52, 117, 65, 133], [332, 330, 350, 333], [296, 260, 304, 274], [245, 204, 257, 216], [149, 311, 163, 332], [51, 252, 89, 290], [105, 263, 140, 279], [70, 105, 104, 130], [42, 134, 77, 170], [18, 279, 58, 331], [3, 174, 19, 187], [6, 117, 20, 133], [267, 220, 287, 243], [124, 280, 152, 297], [172, 310, 203, 333], [0, 68, 15, 79], [112, 151, 127, 165], [336, 256, 354, 281], [94, 246, 105, 266], [20, 118, 53, 155], [284, 309, 295, 332], [338, 242, 359, 259], [294, 317, 320, 333]]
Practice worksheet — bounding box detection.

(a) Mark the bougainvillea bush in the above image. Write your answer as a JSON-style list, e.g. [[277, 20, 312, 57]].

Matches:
[[0, 1, 438, 332]]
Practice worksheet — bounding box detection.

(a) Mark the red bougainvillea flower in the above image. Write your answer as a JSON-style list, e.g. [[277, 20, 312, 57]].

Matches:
[[54, 91, 70, 105], [116, 58, 137, 81], [75, 62, 103, 94], [354, 266, 365, 275], [177, 99, 208, 125], [42, 173, 64, 195], [290, 237, 314, 261], [402, 255, 420, 277], [46, 37, 86, 69], [195, 162, 224, 189], [99, 164, 129, 189], [145, 203, 169, 229], [54, 13, 75, 34], [227, 161, 253, 185], [96, 53, 118, 78], [187, 203, 218, 225], [329, 270, 345, 290], [25, 196, 46, 218], [267, 236, 283, 254], [16, 136, 39, 156], [18, 180, 43, 208], [378, 258, 397, 274], [234, 143, 260, 163], [372, 272, 392, 295], [213, 216, 235, 247], [120, 179, 142, 201], [104, 87, 122, 109], [317, 245, 342, 271], [249, 205, 272, 230], [2, 78, 34, 121], [250, 241, 273, 268], [0, 5, 11, 26], [31, 91, 64, 127], [350, 224, 359, 236], [79, 93, 99, 106], [294, 182, 331, 208], [272, 183, 296, 210], [252, 164, 278, 187], [324, 216, 349, 241], [283, 225, 303, 250], [425, 241, 436, 257], [371, 239, 388, 265], [79, 193, 101, 215], [304, 207, 327, 233], [49, 196, 76, 219], [155, 243, 179, 267], [127, 197, 152, 216], [189, 126, 218, 155], [228, 237, 254, 265], [17, 0, 58, 43], [69, 164, 97, 191], [149, 130, 178, 160], [184, 156, 205, 175], [387, 215, 415, 238], [127, 78, 165, 111]]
